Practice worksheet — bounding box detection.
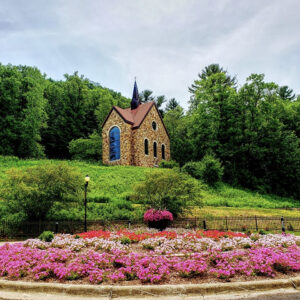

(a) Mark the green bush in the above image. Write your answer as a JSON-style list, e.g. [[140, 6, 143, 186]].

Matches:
[[181, 161, 202, 179], [131, 169, 202, 217], [182, 155, 223, 186], [159, 160, 179, 169], [39, 231, 54, 242], [199, 154, 223, 186], [2, 163, 83, 220], [69, 132, 102, 162]]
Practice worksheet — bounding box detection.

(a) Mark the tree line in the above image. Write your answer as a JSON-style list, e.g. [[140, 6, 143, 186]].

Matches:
[[0, 62, 299, 199], [164, 64, 300, 199], [0, 64, 129, 160]]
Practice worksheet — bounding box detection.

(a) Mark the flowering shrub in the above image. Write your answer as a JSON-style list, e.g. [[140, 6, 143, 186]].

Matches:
[[144, 209, 173, 222], [1, 229, 300, 285]]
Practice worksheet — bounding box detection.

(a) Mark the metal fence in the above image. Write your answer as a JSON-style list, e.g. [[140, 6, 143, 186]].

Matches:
[[0, 216, 300, 239]]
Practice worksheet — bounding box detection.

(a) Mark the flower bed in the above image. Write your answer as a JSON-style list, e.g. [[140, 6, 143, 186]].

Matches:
[[0, 229, 300, 284]]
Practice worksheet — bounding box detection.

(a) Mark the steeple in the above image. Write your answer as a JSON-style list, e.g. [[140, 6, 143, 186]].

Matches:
[[131, 80, 140, 110]]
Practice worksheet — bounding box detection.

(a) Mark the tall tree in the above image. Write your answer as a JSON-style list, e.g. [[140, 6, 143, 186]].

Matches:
[[164, 106, 193, 166], [165, 98, 179, 112], [0, 64, 47, 158], [189, 64, 236, 112], [278, 85, 296, 101]]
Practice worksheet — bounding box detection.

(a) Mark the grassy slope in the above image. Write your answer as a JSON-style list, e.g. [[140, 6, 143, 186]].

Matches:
[[0, 156, 299, 218]]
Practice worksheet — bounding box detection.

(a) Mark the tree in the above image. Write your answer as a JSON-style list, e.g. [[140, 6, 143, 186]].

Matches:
[[0, 64, 47, 158], [188, 64, 236, 112], [139, 89, 154, 103], [163, 106, 192, 166], [69, 131, 102, 161], [139, 89, 166, 116], [2, 163, 83, 220], [278, 85, 295, 101], [165, 98, 179, 112], [131, 169, 202, 217]]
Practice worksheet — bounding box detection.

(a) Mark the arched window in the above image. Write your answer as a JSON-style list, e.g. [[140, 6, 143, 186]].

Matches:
[[144, 139, 149, 155], [162, 144, 165, 160], [153, 142, 157, 158], [109, 126, 120, 161]]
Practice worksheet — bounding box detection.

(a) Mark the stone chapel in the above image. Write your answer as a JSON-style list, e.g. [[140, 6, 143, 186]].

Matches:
[[101, 81, 170, 167]]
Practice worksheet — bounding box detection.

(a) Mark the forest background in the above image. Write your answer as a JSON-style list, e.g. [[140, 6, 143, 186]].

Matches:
[[0, 63, 299, 200]]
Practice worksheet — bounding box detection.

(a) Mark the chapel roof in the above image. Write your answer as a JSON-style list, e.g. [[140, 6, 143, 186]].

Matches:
[[112, 101, 154, 129]]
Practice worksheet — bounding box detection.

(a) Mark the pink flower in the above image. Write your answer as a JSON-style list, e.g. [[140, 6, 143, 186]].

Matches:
[[144, 209, 173, 222]]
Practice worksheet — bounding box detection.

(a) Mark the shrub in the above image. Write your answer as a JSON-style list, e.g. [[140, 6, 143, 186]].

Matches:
[[159, 160, 179, 169], [144, 209, 173, 222], [259, 229, 267, 235], [181, 162, 202, 179], [131, 169, 202, 217], [182, 155, 223, 186], [38, 231, 54, 242], [2, 163, 83, 220], [199, 154, 223, 186], [69, 131, 102, 162]]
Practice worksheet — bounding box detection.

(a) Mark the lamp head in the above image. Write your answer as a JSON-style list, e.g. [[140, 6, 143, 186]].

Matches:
[[85, 175, 90, 183]]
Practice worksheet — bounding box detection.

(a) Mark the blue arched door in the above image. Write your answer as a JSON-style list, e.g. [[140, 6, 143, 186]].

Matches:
[[109, 126, 120, 161]]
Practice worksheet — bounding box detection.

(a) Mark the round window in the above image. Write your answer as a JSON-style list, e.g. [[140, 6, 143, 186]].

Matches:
[[152, 121, 157, 130]]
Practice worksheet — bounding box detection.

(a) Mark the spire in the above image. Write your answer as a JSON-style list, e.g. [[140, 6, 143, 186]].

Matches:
[[131, 79, 140, 110]]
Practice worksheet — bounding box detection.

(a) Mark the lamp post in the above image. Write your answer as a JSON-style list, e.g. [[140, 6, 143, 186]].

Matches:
[[84, 175, 90, 232]]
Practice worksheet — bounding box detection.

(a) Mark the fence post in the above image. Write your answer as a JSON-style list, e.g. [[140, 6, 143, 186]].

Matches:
[[55, 222, 59, 234], [225, 216, 228, 231], [128, 221, 131, 230], [281, 216, 285, 233], [203, 220, 207, 231], [255, 216, 258, 231]]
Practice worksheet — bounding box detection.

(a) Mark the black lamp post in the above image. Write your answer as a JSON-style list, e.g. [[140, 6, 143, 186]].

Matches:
[[84, 175, 90, 232]]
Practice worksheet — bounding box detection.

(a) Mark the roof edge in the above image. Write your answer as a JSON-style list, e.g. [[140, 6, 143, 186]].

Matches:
[[101, 106, 134, 128]]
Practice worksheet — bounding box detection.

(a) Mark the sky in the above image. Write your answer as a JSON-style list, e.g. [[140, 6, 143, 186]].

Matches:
[[0, 0, 300, 108]]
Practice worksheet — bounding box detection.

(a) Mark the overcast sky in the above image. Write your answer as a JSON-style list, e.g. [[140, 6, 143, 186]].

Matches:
[[1, 0, 299, 107]]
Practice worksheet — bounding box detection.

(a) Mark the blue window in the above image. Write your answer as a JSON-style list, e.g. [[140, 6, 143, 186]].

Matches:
[[109, 126, 120, 161]]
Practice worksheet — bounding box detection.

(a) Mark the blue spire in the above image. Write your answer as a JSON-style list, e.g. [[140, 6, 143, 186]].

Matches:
[[131, 80, 140, 110]]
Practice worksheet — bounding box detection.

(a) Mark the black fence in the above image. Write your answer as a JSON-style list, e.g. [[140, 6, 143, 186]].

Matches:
[[1, 216, 300, 239]]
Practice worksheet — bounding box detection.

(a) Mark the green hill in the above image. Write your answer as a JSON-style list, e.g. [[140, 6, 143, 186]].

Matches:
[[0, 156, 298, 219]]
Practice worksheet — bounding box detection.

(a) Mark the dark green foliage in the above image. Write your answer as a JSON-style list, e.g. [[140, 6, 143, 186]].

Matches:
[[165, 98, 179, 112], [131, 169, 203, 217], [185, 67, 300, 199], [2, 163, 83, 220], [278, 85, 295, 101], [0, 64, 47, 158], [182, 155, 224, 187], [198, 154, 223, 186], [159, 160, 179, 169], [69, 132, 102, 162], [163, 106, 192, 166], [182, 162, 202, 179], [38, 231, 54, 242]]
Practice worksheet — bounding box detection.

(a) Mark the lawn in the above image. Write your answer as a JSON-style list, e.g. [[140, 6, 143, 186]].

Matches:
[[0, 156, 299, 219]]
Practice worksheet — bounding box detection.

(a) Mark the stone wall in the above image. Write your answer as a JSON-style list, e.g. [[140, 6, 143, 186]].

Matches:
[[102, 110, 132, 166], [132, 105, 170, 167], [102, 105, 170, 167]]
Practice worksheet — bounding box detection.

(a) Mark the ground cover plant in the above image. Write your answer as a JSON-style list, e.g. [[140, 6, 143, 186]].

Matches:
[[1, 229, 300, 285]]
